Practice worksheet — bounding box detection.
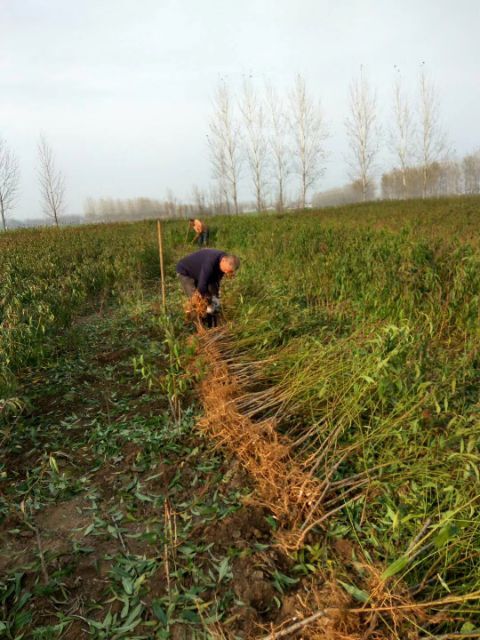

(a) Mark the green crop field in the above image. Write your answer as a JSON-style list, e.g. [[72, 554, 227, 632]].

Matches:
[[1, 197, 480, 638]]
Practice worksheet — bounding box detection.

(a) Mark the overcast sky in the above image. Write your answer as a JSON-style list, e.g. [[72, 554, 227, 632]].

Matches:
[[1, 0, 479, 219]]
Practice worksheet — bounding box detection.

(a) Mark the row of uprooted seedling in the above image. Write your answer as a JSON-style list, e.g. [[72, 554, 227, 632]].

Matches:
[[193, 323, 480, 639], [172, 204, 480, 636]]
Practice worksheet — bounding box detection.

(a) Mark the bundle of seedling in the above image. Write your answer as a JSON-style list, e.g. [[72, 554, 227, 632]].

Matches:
[[184, 290, 209, 320]]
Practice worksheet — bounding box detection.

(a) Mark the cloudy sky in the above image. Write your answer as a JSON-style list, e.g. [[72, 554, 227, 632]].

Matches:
[[1, 0, 479, 219]]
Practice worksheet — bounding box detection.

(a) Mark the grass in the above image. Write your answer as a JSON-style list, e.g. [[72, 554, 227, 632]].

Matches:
[[1, 196, 480, 637]]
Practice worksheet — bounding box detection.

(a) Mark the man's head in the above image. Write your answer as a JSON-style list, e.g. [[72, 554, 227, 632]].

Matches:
[[219, 254, 240, 278], [188, 218, 195, 227]]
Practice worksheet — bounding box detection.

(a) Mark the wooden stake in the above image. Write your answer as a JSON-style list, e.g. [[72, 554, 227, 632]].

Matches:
[[157, 219, 166, 312]]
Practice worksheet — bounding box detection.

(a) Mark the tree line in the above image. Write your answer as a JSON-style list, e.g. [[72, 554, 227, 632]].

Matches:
[[314, 152, 480, 207], [206, 67, 467, 211], [1, 66, 479, 229], [84, 196, 199, 222], [381, 153, 480, 199]]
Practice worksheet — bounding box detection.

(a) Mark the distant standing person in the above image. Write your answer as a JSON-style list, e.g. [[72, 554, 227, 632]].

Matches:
[[189, 218, 209, 247], [176, 248, 240, 316]]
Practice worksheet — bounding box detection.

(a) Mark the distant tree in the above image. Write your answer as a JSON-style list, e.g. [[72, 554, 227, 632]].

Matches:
[[313, 180, 374, 207], [209, 183, 228, 215], [380, 171, 395, 199], [192, 184, 208, 216], [436, 160, 462, 196], [0, 138, 20, 231], [417, 69, 447, 198], [389, 72, 415, 198], [381, 159, 463, 199], [100, 198, 114, 221], [289, 74, 328, 208], [381, 165, 421, 199], [38, 134, 65, 226], [208, 79, 242, 214], [266, 83, 291, 211], [84, 196, 194, 222], [84, 197, 98, 220], [240, 78, 269, 212], [165, 189, 178, 218], [345, 68, 379, 202], [462, 151, 480, 194]]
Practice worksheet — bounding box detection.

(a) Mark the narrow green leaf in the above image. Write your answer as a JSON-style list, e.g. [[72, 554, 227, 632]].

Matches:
[[181, 610, 200, 623], [338, 580, 369, 603], [152, 600, 168, 625], [218, 556, 230, 581], [381, 556, 409, 580], [433, 523, 458, 548], [122, 577, 134, 595]]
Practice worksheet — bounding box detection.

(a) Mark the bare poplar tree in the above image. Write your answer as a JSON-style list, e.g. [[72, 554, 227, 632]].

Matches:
[[390, 72, 415, 198], [38, 135, 65, 226], [240, 79, 269, 212], [345, 68, 379, 202], [210, 148, 230, 213], [208, 79, 242, 214], [418, 69, 447, 199], [289, 74, 328, 208], [266, 83, 291, 211], [0, 138, 20, 231]]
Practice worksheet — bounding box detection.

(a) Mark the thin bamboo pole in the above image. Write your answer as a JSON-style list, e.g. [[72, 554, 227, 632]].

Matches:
[[157, 219, 166, 312]]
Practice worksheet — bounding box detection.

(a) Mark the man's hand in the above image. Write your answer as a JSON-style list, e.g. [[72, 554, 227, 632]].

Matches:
[[206, 296, 221, 315]]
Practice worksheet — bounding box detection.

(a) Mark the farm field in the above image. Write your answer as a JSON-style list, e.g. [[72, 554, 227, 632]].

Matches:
[[1, 197, 480, 638]]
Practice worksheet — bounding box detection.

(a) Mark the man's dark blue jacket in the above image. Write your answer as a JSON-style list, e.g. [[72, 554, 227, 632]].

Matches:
[[176, 249, 226, 296]]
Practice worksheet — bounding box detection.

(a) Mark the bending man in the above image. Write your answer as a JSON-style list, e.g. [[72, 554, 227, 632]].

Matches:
[[176, 248, 240, 316], [189, 218, 209, 247]]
